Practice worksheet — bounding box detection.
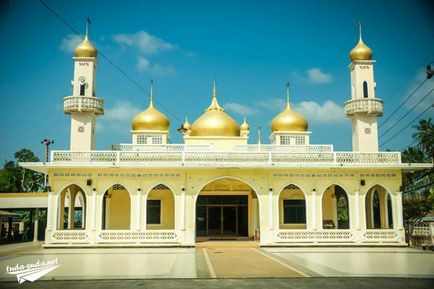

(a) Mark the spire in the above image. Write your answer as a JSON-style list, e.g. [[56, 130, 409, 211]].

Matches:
[[85, 18, 91, 39], [358, 21, 362, 41], [257, 126, 262, 145], [149, 79, 154, 108], [213, 79, 217, 99], [285, 81, 291, 109], [206, 79, 224, 111]]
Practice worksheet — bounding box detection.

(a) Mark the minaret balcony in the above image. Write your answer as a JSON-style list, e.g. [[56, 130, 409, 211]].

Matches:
[[344, 98, 383, 117], [64, 96, 104, 115]]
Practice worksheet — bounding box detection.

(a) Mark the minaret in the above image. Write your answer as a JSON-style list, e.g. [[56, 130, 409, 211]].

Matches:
[[64, 20, 104, 151], [345, 23, 383, 152]]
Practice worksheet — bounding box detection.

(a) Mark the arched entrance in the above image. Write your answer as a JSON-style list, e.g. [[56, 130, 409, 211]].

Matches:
[[366, 185, 393, 229], [102, 184, 131, 230], [322, 184, 350, 229], [195, 178, 259, 240], [58, 184, 86, 230], [146, 184, 175, 230], [278, 184, 306, 229]]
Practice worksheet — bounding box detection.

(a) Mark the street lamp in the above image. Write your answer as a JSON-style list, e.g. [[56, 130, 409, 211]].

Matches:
[[41, 138, 54, 163]]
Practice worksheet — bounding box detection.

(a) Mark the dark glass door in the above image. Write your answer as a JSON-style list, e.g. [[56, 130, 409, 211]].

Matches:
[[223, 206, 237, 235], [208, 207, 221, 236]]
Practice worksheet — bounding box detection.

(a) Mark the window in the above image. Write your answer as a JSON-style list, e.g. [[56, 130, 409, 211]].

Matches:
[[136, 134, 163, 144], [280, 136, 291, 145], [80, 83, 86, 96], [283, 200, 306, 224], [280, 135, 305, 145], [295, 136, 305, 145], [137, 134, 146, 144], [147, 200, 161, 224], [363, 81, 368, 98]]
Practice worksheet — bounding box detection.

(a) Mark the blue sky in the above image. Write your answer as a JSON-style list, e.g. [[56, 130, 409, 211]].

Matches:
[[0, 0, 433, 162]]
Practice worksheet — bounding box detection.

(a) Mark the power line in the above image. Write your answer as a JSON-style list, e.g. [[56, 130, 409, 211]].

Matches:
[[378, 78, 428, 129], [39, 0, 183, 123], [380, 103, 433, 148], [379, 87, 434, 138]]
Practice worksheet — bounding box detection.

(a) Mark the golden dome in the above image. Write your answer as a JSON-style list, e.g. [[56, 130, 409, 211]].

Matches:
[[75, 35, 98, 58], [131, 82, 170, 131], [270, 83, 308, 132], [240, 117, 250, 131], [183, 117, 191, 131], [349, 23, 373, 61], [190, 82, 240, 137]]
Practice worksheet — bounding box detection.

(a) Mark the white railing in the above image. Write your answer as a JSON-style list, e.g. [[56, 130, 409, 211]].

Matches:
[[344, 98, 383, 116], [111, 144, 211, 152], [64, 96, 104, 115], [51, 230, 89, 243], [276, 230, 354, 242], [233, 144, 334, 153], [97, 230, 178, 243], [363, 230, 399, 242], [51, 150, 402, 166]]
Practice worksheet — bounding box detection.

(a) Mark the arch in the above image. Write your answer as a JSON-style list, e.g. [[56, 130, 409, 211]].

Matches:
[[363, 81, 368, 98], [146, 183, 175, 230], [57, 184, 87, 230], [278, 183, 307, 230], [194, 176, 260, 240], [365, 184, 393, 229], [321, 184, 351, 229], [102, 183, 131, 230]]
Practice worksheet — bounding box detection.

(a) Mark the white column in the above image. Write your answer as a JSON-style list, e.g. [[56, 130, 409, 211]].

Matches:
[[33, 208, 39, 242], [105, 197, 111, 229], [136, 190, 141, 231], [67, 198, 73, 229], [396, 192, 403, 229], [143, 196, 147, 230], [355, 191, 360, 230], [181, 189, 186, 230], [46, 193, 53, 230], [268, 190, 273, 229], [311, 191, 317, 230], [92, 190, 97, 230]]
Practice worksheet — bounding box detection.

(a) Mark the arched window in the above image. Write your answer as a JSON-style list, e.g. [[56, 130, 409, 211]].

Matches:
[[363, 81, 368, 98], [80, 83, 86, 96]]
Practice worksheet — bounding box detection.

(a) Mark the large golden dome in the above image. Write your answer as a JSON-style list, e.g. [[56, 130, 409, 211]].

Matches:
[[270, 83, 308, 132], [131, 83, 170, 131], [75, 35, 98, 58], [190, 82, 240, 137], [349, 24, 373, 61]]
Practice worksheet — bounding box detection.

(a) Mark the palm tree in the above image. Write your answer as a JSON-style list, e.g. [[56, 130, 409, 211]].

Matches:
[[412, 118, 433, 162]]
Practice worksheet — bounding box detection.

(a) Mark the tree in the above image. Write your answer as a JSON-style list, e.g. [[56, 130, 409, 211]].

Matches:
[[0, 149, 44, 193], [412, 117, 433, 161]]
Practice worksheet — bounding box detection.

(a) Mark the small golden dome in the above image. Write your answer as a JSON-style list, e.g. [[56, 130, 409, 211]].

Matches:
[[131, 82, 169, 131], [270, 83, 308, 132], [183, 117, 191, 131], [349, 23, 373, 61], [240, 117, 250, 131], [75, 35, 97, 58], [190, 82, 240, 137]]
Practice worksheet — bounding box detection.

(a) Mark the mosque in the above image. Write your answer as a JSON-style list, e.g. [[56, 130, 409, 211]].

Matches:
[[21, 26, 430, 247]]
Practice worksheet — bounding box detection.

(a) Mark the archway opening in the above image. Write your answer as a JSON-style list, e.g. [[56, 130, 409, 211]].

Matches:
[[322, 185, 350, 229], [279, 184, 306, 229], [102, 184, 131, 230], [196, 178, 259, 240], [58, 184, 86, 230], [146, 184, 175, 230], [366, 185, 393, 229]]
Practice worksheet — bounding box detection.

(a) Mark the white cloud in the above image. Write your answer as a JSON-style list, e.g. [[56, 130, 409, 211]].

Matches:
[[294, 100, 344, 123], [59, 34, 82, 53], [256, 98, 286, 112], [98, 101, 141, 133], [307, 68, 332, 83], [224, 102, 258, 116], [113, 30, 177, 55], [136, 57, 175, 75]]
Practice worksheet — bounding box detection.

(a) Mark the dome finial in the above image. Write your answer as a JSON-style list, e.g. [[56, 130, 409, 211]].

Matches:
[[257, 126, 262, 145], [358, 21, 362, 41], [149, 79, 154, 107], [213, 79, 217, 99], [285, 81, 291, 109], [206, 79, 224, 111], [85, 17, 91, 38]]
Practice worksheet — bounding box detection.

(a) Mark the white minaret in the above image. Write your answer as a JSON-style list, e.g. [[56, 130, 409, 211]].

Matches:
[[345, 23, 383, 152], [64, 21, 104, 151]]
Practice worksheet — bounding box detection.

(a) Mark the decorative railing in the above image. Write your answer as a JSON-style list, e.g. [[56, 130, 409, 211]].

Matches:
[[97, 230, 178, 243], [64, 96, 104, 115], [51, 150, 402, 166], [111, 144, 211, 152], [363, 230, 399, 242], [344, 98, 383, 116], [233, 144, 333, 153], [276, 230, 354, 242], [51, 230, 89, 243]]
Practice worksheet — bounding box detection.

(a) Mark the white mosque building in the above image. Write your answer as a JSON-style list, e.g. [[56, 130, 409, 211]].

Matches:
[[22, 26, 430, 247]]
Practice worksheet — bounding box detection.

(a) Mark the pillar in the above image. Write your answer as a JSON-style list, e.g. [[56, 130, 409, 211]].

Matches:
[[136, 189, 141, 231], [181, 188, 186, 230], [33, 208, 39, 242], [92, 190, 97, 230]]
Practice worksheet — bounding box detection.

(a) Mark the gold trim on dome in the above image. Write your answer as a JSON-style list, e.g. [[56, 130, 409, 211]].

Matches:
[[131, 81, 170, 131], [270, 82, 308, 132], [349, 22, 373, 61], [190, 81, 240, 137]]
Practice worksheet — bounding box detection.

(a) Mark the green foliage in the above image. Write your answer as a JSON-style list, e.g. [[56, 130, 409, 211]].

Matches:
[[0, 149, 44, 193], [402, 118, 434, 222]]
